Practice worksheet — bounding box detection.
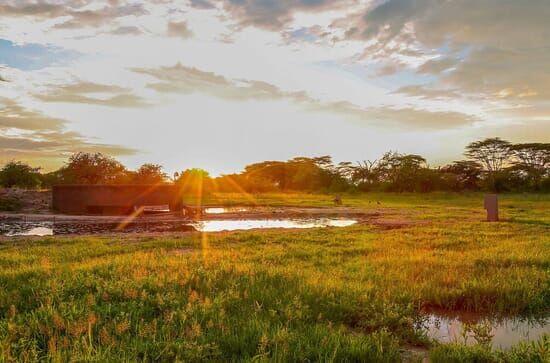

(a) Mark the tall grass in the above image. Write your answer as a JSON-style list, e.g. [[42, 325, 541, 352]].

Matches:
[[0, 193, 548, 361]]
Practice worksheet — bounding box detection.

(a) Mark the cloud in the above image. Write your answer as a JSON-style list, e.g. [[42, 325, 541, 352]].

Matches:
[[393, 85, 460, 100], [337, 0, 550, 104], [110, 25, 142, 35], [0, 98, 134, 168], [0, 1, 147, 29], [312, 101, 478, 129], [217, 0, 349, 30], [166, 20, 193, 39], [54, 3, 148, 29], [189, 0, 215, 9], [477, 120, 550, 144], [134, 63, 477, 129], [34, 81, 149, 108], [0, 1, 68, 18], [133, 63, 282, 101]]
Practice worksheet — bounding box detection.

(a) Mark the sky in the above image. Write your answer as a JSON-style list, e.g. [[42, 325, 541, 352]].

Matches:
[[0, 0, 549, 176]]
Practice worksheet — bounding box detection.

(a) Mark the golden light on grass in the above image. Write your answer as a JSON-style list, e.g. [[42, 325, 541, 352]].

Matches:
[[221, 175, 259, 206]]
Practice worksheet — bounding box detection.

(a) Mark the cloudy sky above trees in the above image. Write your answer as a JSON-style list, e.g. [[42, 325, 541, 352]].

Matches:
[[0, 0, 548, 174]]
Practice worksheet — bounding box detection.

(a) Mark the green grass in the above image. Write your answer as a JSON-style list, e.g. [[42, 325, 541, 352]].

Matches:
[[0, 193, 548, 361]]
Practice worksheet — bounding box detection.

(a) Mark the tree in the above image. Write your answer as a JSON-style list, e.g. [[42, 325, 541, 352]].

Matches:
[[441, 161, 483, 191], [351, 160, 381, 190], [174, 168, 213, 196], [59, 152, 129, 184], [375, 152, 428, 192], [133, 163, 167, 184], [465, 138, 513, 191], [511, 143, 550, 174], [0, 161, 41, 188], [465, 138, 513, 174]]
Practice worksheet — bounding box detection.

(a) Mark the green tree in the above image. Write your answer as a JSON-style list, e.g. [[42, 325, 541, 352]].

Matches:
[[0, 161, 42, 188], [58, 152, 129, 184], [441, 160, 483, 191], [510, 143, 550, 189], [465, 138, 513, 174], [465, 137, 513, 191], [376, 152, 428, 192], [133, 163, 167, 184], [174, 168, 214, 196]]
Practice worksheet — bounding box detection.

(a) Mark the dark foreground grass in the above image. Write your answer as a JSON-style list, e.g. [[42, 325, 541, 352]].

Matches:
[[0, 193, 548, 361]]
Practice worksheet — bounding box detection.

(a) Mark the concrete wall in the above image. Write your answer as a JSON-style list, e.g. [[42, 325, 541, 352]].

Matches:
[[52, 184, 183, 214]]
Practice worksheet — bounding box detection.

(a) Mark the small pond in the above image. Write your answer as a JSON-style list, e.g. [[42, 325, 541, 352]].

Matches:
[[204, 207, 250, 214], [421, 314, 549, 349], [0, 218, 357, 236], [192, 218, 357, 232]]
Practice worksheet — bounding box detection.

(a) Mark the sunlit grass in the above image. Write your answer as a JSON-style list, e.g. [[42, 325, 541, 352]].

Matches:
[[0, 193, 548, 361]]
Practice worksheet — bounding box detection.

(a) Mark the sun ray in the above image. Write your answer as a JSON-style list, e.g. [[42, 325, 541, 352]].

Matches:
[[116, 206, 145, 231], [223, 176, 258, 206]]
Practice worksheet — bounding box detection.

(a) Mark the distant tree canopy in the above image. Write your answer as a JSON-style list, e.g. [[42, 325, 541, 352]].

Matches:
[[133, 163, 167, 184], [174, 168, 213, 195], [57, 152, 129, 184], [242, 156, 338, 192], [1, 138, 549, 192], [0, 161, 42, 188], [464, 137, 513, 174]]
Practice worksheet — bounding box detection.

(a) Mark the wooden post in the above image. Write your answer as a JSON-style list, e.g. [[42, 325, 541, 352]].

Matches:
[[484, 194, 499, 221]]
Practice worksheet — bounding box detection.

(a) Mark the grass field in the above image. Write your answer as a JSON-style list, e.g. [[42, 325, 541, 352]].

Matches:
[[0, 193, 548, 362]]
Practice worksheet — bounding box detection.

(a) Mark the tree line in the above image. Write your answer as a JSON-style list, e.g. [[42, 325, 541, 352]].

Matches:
[[1, 138, 549, 193]]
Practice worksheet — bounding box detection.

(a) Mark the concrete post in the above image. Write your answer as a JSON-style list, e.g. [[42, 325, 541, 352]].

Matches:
[[484, 194, 499, 221]]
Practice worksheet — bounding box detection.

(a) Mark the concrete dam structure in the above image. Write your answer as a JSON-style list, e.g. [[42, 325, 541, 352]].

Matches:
[[52, 184, 184, 215]]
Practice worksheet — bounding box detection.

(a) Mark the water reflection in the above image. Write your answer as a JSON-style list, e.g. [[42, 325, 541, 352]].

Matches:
[[192, 218, 357, 232], [1, 218, 357, 235], [422, 314, 549, 349], [204, 207, 250, 214]]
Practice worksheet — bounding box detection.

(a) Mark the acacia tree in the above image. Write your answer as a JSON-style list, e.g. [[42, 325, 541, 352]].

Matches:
[[511, 143, 550, 171], [465, 138, 513, 191], [510, 143, 550, 188], [465, 138, 513, 173]]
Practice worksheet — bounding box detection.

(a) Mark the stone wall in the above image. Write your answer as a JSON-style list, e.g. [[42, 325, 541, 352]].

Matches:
[[52, 184, 183, 215]]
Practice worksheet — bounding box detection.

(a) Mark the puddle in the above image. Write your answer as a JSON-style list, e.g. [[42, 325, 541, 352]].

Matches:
[[192, 218, 357, 232], [204, 207, 250, 214], [0, 221, 195, 235], [421, 314, 549, 349], [6, 226, 53, 236], [1, 218, 357, 235]]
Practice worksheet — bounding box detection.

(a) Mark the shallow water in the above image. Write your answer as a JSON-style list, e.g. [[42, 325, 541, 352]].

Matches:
[[192, 218, 357, 232], [0, 218, 357, 235], [204, 207, 250, 214], [0, 221, 196, 235], [422, 314, 549, 349]]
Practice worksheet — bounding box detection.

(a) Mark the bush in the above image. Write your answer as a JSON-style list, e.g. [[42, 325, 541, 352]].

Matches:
[[0, 161, 41, 189], [0, 196, 22, 211]]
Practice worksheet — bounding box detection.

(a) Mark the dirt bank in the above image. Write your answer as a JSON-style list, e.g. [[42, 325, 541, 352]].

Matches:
[[0, 188, 51, 214]]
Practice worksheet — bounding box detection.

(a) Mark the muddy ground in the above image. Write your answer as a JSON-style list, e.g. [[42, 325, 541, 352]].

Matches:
[[0, 189, 416, 237], [0, 188, 51, 213]]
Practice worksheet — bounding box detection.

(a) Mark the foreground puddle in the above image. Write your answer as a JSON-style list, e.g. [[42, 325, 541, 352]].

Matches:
[[204, 207, 250, 214], [0, 221, 195, 236], [421, 314, 549, 349], [1, 218, 357, 235], [192, 218, 357, 232]]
